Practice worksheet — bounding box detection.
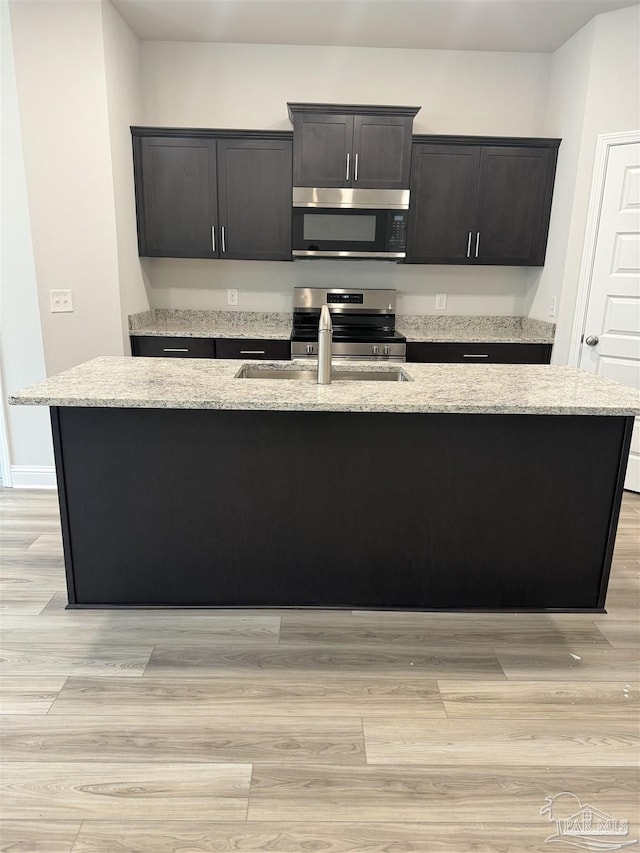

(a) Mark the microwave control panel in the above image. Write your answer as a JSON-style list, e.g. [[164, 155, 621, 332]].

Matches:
[[388, 213, 408, 251]]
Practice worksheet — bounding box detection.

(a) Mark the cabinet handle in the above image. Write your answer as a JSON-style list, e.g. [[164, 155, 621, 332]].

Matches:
[[475, 232, 480, 258], [221, 226, 226, 253], [463, 353, 489, 358], [163, 348, 189, 353], [211, 226, 216, 253], [240, 350, 266, 355], [345, 152, 350, 182], [354, 153, 359, 182], [466, 231, 472, 258]]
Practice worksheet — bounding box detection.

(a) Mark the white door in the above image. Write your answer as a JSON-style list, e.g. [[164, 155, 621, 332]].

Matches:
[[579, 139, 640, 492]]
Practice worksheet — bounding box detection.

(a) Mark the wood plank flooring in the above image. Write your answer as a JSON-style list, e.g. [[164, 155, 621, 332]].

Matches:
[[1, 486, 638, 852]]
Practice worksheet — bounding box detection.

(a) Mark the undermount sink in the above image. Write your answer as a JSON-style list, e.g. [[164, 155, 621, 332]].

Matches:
[[235, 366, 411, 382]]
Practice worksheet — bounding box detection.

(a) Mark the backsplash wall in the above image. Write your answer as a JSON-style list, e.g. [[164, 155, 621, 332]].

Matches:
[[145, 258, 538, 317]]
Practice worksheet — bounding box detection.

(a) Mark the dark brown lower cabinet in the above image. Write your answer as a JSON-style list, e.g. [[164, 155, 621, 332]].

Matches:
[[130, 336, 216, 359], [406, 342, 552, 364], [215, 339, 291, 360], [130, 336, 291, 361], [51, 405, 632, 609]]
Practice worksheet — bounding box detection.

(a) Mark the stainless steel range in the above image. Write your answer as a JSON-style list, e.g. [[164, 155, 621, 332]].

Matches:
[[291, 287, 406, 362]]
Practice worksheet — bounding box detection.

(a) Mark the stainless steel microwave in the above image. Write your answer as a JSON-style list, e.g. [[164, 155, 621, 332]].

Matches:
[[292, 187, 409, 260]]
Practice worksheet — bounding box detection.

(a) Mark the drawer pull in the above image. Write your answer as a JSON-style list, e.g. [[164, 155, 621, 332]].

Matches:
[[240, 350, 266, 355], [463, 354, 489, 358], [163, 348, 189, 353]]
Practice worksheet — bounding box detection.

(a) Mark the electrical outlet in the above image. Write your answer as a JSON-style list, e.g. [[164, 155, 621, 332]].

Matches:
[[435, 293, 447, 311], [227, 288, 239, 306], [549, 296, 557, 319], [50, 289, 73, 313]]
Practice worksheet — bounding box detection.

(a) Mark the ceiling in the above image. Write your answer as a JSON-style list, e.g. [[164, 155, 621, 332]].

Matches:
[[111, 0, 639, 53]]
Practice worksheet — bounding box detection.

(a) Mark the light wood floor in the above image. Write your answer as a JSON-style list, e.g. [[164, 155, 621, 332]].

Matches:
[[0, 487, 638, 852]]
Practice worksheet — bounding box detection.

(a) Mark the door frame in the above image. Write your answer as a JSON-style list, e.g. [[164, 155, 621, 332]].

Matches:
[[568, 129, 640, 367], [0, 368, 14, 487]]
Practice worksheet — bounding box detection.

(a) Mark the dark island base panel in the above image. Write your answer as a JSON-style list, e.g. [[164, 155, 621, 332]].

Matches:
[[51, 408, 632, 611]]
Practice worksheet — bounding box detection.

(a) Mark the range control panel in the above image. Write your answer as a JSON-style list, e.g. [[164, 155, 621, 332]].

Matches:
[[293, 287, 397, 313], [327, 293, 364, 305]]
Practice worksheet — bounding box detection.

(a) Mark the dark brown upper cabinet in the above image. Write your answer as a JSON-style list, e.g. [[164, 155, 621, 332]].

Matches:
[[132, 129, 292, 261], [134, 136, 218, 258], [288, 103, 420, 190], [406, 136, 560, 266], [215, 138, 292, 261]]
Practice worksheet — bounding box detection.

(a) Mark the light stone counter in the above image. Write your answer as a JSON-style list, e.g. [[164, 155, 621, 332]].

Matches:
[[397, 315, 555, 344], [10, 357, 640, 416], [129, 310, 554, 345], [129, 309, 291, 341]]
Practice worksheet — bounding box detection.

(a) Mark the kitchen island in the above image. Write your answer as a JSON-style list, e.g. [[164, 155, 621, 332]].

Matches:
[[10, 357, 640, 611]]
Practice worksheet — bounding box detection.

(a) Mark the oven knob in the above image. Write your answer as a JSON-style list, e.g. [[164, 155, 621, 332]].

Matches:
[[372, 345, 380, 356], [383, 346, 391, 356], [306, 345, 314, 355]]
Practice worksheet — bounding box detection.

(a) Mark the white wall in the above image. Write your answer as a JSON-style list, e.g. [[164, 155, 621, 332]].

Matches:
[[140, 40, 550, 315], [148, 258, 533, 316], [102, 0, 150, 352], [141, 42, 550, 134], [527, 20, 595, 328], [0, 0, 54, 479], [531, 4, 640, 364], [9, 0, 125, 376]]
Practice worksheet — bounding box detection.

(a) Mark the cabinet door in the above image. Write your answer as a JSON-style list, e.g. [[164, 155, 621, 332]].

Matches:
[[131, 336, 216, 358], [406, 342, 552, 364], [215, 339, 291, 360], [292, 114, 354, 187], [216, 139, 292, 261], [352, 115, 413, 189], [474, 146, 555, 265], [136, 137, 217, 258], [406, 145, 480, 263]]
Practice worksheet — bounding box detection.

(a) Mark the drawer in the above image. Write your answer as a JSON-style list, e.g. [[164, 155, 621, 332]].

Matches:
[[215, 338, 291, 360], [130, 336, 216, 358], [406, 342, 552, 364]]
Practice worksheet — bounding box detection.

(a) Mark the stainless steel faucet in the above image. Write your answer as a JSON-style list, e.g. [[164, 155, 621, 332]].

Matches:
[[317, 304, 332, 385]]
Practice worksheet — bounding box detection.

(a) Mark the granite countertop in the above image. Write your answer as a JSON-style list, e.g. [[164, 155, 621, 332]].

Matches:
[[129, 310, 555, 345], [129, 309, 292, 341], [10, 357, 639, 416], [396, 315, 555, 344]]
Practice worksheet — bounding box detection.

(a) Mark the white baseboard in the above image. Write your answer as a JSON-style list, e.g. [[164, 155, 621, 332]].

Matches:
[[10, 466, 57, 489]]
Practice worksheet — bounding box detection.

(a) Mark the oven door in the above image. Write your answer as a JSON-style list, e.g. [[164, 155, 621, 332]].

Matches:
[[292, 208, 404, 259]]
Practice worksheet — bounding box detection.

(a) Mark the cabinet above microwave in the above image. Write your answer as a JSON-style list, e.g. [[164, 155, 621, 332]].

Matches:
[[288, 103, 420, 191]]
